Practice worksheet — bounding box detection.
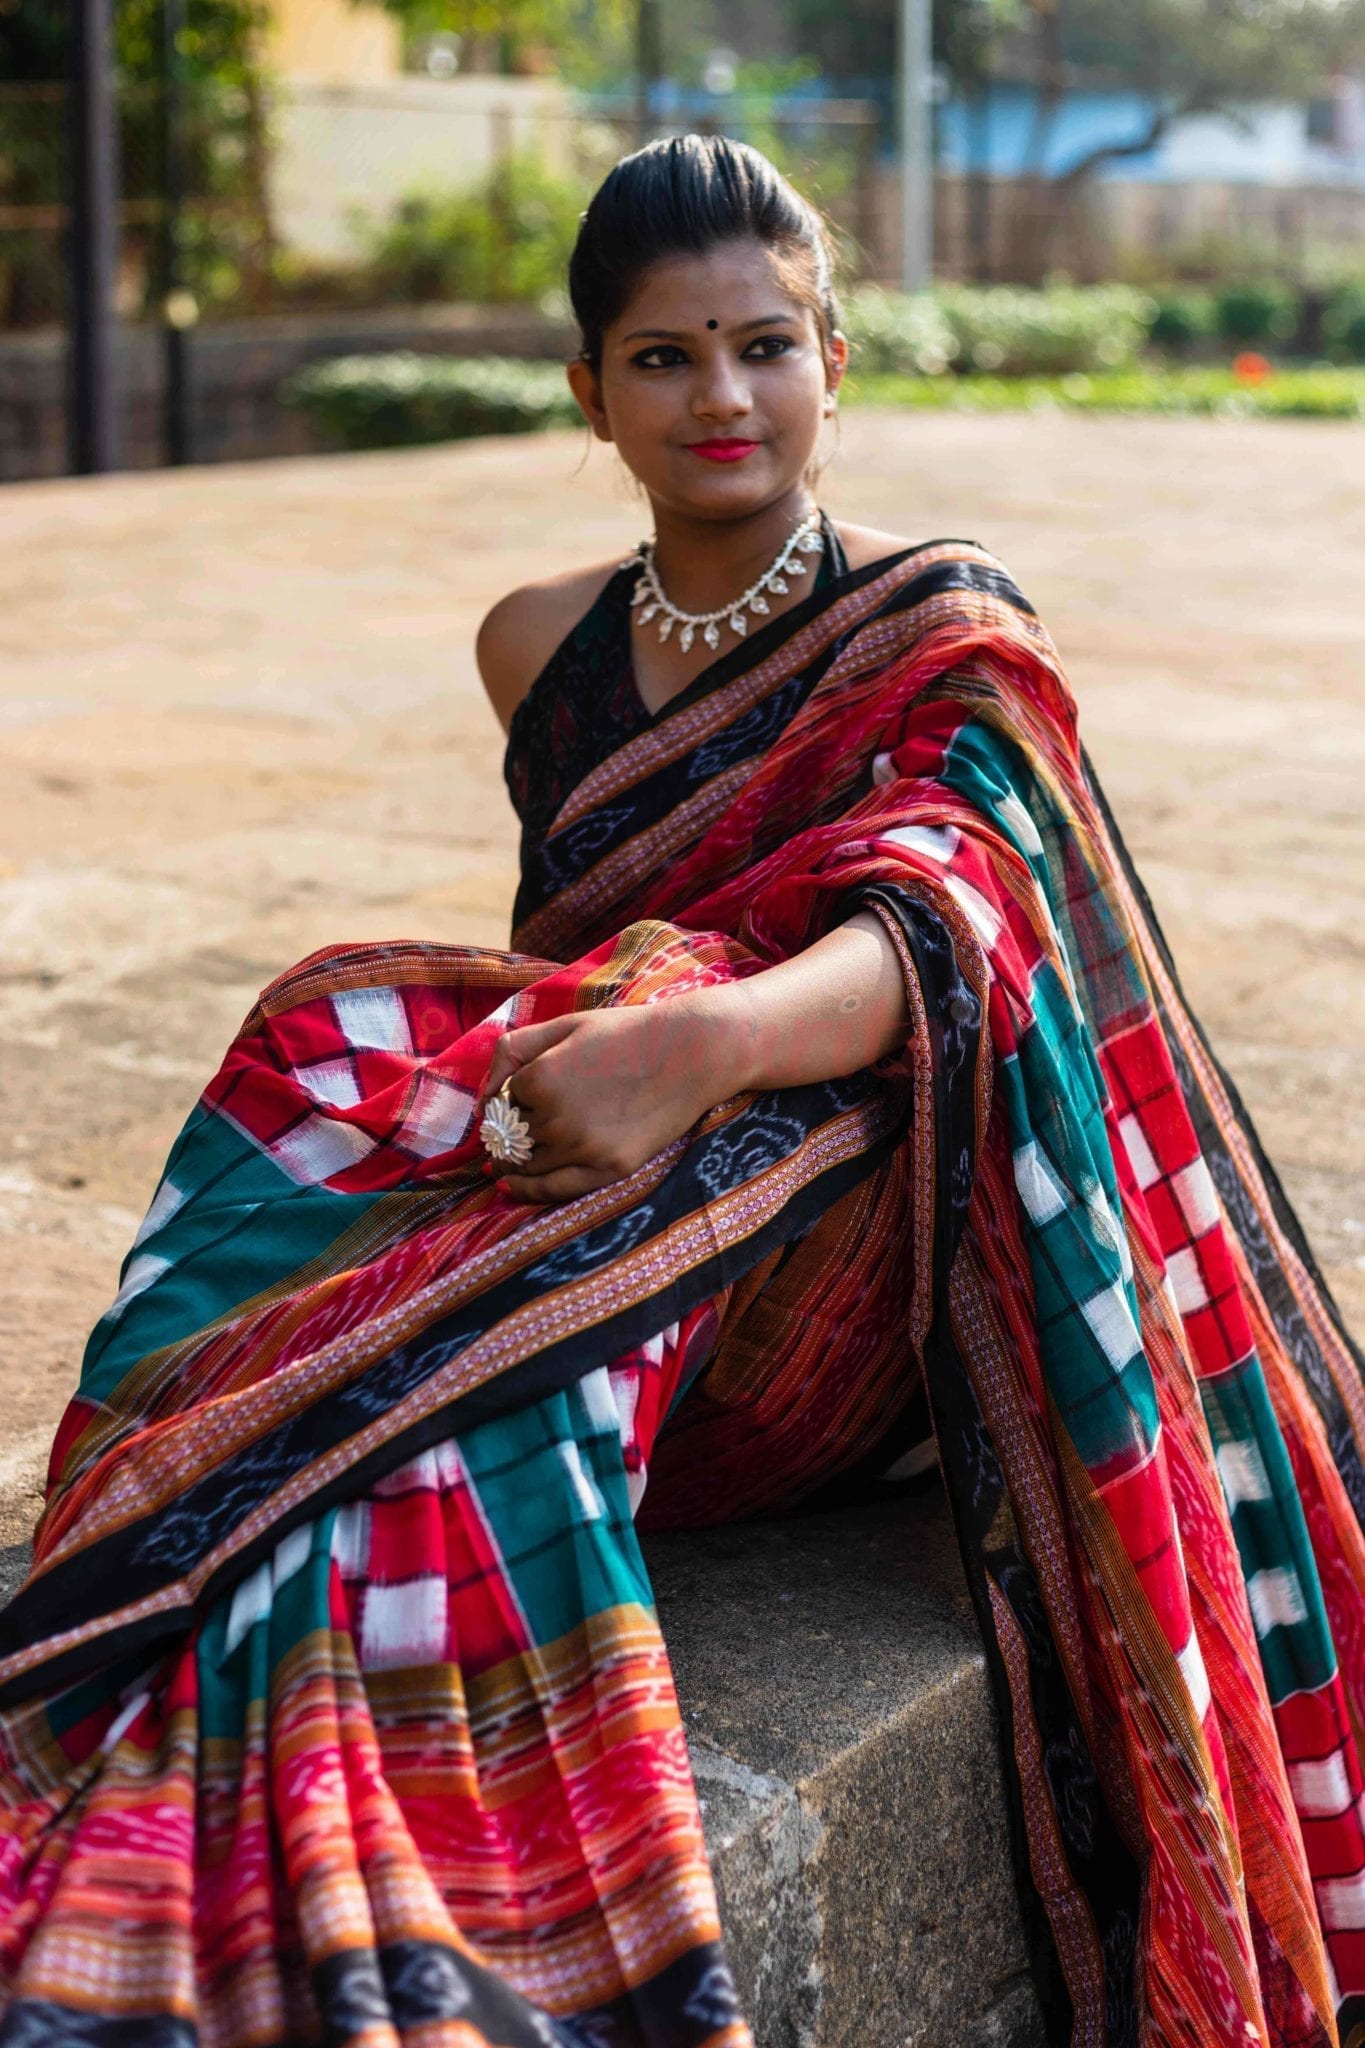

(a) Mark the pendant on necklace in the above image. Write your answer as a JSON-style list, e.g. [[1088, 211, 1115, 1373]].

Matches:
[[633, 509, 824, 652]]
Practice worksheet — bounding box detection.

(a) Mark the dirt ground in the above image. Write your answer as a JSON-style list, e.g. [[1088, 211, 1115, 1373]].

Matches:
[[1, 410, 1362, 1550]]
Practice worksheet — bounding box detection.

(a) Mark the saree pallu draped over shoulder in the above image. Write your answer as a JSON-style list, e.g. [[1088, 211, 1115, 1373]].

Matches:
[[2, 541, 1364, 2048]]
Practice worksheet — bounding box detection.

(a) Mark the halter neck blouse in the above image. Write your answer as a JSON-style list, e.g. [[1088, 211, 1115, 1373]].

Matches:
[[503, 510, 850, 865]]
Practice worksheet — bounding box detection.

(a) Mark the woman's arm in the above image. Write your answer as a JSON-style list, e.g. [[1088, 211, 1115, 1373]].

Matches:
[[694, 908, 910, 1094], [479, 909, 910, 1204]]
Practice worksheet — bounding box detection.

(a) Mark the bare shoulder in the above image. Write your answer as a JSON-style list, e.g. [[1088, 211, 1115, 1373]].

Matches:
[[476, 555, 630, 734], [832, 522, 924, 571]]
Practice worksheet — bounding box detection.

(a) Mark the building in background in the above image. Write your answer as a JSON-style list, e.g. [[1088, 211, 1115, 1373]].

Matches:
[[266, 0, 573, 261]]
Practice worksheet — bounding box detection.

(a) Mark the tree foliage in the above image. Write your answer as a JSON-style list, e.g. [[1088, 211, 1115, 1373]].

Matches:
[[1051, 0, 1365, 181], [0, 0, 263, 85], [780, 0, 1023, 91], [370, 0, 633, 82], [0, 0, 268, 325]]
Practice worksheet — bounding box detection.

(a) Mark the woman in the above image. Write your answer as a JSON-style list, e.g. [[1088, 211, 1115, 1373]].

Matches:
[[2, 135, 1363, 2048]]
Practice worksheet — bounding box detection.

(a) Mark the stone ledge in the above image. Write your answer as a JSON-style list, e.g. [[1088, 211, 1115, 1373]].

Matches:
[[0, 1547, 29, 1611], [643, 1486, 1045, 2048], [0, 1487, 1044, 2047]]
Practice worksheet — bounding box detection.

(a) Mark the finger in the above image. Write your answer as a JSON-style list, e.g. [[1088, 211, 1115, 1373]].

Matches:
[[479, 1015, 580, 1107], [525, 1125, 587, 1173], [478, 1037, 529, 1107], [498, 1164, 612, 1205], [499, 1132, 577, 1178]]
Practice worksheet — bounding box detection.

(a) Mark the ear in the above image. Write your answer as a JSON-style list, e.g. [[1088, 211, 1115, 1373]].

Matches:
[[823, 328, 850, 411], [566, 356, 614, 443]]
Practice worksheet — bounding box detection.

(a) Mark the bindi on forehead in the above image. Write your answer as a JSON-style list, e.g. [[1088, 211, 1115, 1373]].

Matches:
[[706, 319, 718, 329]]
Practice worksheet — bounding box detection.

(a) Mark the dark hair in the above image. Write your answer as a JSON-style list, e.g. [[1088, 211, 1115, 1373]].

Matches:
[[568, 133, 842, 375]]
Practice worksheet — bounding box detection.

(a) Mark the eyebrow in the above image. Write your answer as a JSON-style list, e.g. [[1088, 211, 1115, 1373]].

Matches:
[[620, 313, 800, 343]]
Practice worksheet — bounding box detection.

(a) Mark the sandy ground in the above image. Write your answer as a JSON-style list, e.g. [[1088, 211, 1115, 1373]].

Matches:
[[0, 410, 1362, 1551]]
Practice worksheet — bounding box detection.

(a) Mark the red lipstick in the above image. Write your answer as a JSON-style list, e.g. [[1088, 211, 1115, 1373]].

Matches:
[[688, 438, 760, 463]]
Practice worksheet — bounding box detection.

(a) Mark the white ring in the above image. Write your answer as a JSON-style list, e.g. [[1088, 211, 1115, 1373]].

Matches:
[[480, 1080, 534, 1167]]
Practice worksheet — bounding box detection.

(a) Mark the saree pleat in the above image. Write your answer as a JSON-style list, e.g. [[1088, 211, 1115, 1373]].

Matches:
[[1, 538, 1362, 2046]]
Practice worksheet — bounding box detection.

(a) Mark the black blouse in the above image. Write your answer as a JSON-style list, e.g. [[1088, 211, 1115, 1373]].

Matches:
[[502, 510, 850, 869]]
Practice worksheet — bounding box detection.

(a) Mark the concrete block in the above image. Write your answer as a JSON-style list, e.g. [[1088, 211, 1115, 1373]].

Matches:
[[0, 1546, 30, 1612], [643, 1486, 1045, 2048]]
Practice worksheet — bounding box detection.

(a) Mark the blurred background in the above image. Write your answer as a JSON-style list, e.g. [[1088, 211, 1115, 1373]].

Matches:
[[4, 0, 1365, 479]]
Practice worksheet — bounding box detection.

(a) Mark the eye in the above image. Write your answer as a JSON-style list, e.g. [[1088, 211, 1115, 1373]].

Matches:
[[745, 334, 794, 359], [631, 344, 688, 369]]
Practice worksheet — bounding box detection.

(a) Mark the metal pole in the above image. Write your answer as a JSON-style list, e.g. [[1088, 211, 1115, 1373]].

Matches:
[[160, 0, 193, 465], [66, 0, 119, 473], [635, 0, 662, 149], [969, 77, 994, 281], [897, 0, 933, 289]]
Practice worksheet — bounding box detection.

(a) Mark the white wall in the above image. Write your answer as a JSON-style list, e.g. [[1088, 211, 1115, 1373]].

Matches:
[[268, 75, 576, 261]]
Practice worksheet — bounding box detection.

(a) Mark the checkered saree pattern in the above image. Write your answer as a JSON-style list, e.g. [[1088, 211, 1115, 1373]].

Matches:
[[2, 540, 1364, 2047]]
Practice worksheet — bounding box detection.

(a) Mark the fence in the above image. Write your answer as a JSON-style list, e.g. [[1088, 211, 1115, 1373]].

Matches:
[[0, 83, 891, 475], [0, 84, 885, 330], [0, 75, 273, 332], [5, 75, 1365, 479], [919, 171, 1365, 286]]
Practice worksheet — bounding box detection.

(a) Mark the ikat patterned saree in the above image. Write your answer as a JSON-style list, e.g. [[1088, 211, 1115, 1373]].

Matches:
[[1, 540, 1363, 2048]]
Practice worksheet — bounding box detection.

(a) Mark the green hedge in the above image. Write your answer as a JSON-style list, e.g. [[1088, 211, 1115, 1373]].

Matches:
[[1155, 279, 1365, 358], [281, 353, 580, 449], [844, 364, 1365, 419], [280, 345, 1365, 460], [840, 287, 960, 376], [1211, 279, 1299, 345], [1324, 284, 1365, 363], [1143, 287, 1219, 350], [848, 280, 1365, 374], [846, 283, 1153, 379]]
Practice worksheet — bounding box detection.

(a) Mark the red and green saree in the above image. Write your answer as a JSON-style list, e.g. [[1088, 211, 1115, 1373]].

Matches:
[[2, 537, 1363, 2048]]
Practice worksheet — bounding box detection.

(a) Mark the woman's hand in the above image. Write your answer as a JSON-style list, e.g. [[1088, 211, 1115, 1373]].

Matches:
[[475, 911, 911, 1206], [476, 999, 731, 1204]]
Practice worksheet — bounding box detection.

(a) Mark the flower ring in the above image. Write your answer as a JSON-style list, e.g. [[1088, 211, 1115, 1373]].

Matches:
[[480, 1078, 534, 1168]]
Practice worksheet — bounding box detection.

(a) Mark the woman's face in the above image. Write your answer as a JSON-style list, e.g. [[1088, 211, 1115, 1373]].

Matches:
[[568, 237, 846, 522]]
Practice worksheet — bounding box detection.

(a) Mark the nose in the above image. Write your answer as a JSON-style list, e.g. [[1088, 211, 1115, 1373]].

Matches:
[[691, 352, 753, 426]]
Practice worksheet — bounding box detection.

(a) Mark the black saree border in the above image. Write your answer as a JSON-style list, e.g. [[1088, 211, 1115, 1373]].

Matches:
[[512, 551, 1040, 932], [0, 1071, 913, 1711], [0, 1932, 747, 2048], [867, 874, 1143, 2044]]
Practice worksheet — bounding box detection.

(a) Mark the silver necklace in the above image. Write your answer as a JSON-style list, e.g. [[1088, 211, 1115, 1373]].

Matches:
[[628, 508, 825, 653]]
